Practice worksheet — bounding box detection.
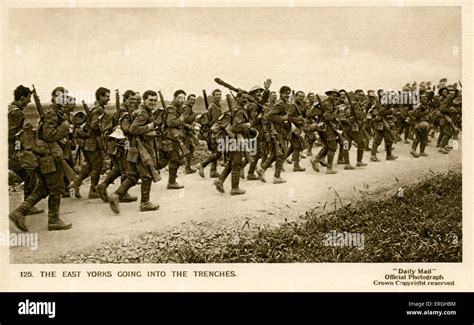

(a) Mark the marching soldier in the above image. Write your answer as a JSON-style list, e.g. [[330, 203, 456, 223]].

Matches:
[[9, 87, 73, 232], [159, 89, 189, 189], [8, 85, 44, 216], [304, 92, 317, 156], [182, 94, 198, 174], [285, 90, 306, 172], [245, 80, 271, 180], [339, 90, 368, 168], [96, 90, 138, 203], [195, 89, 223, 178], [369, 90, 398, 162], [256, 86, 292, 184], [70, 87, 110, 199], [309, 89, 340, 174], [213, 90, 251, 195], [109, 90, 160, 213], [437, 85, 458, 154], [410, 91, 431, 157]]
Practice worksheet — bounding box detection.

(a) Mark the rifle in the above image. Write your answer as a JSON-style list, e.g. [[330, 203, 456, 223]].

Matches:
[[214, 77, 265, 110], [81, 100, 92, 121], [158, 90, 167, 109], [32, 85, 78, 182], [343, 91, 361, 131], [115, 89, 120, 112], [203, 90, 209, 110]]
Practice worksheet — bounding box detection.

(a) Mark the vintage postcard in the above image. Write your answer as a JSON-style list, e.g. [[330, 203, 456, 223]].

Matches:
[[0, 0, 471, 293]]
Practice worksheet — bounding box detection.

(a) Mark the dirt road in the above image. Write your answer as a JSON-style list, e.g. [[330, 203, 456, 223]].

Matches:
[[9, 138, 462, 263]]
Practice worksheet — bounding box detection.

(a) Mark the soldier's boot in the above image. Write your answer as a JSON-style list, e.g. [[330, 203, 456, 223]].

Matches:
[[293, 152, 306, 172], [96, 169, 120, 203], [195, 162, 205, 178], [300, 152, 306, 159], [214, 163, 231, 193], [167, 163, 184, 189], [386, 145, 398, 161], [9, 201, 33, 232], [273, 158, 286, 183], [344, 151, 355, 170], [88, 172, 101, 199], [310, 156, 320, 172], [410, 141, 419, 158], [27, 206, 44, 216], [109, 178, 135, 214], [230, 167, 245, 196], [119, 193, 138, 203], [307, 143, 313, 156], [47, 195, 72, 231], [256, 165, 266, 183], [139, 179, 159, 211], [419, 143, 428, 157], [326, 152, 338, 174], [356, 148, 367, 167], [370, 143, 380, 162], [209, 161, 220, 178], [247, 156, 259, 180], [184, 156, 196, 174], [336, 148, 345, 165]]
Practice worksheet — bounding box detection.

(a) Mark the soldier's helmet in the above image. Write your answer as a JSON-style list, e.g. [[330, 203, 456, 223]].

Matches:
[[325, 89, 339, 96], [249, 85, 264, 94]]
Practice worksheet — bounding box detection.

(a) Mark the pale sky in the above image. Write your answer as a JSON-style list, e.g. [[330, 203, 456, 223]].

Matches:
[[5, 6, 461, 101]]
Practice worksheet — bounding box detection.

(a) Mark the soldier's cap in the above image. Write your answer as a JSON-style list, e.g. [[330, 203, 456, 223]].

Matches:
[[439, 78, 448, 83], [279, 86, 291, 94], [438, 86, 448, 95], [367, 90, 377, 97], [419, 81, 425, 86], [325, 88, 339, 96], [51, 87, 68, 97], [249, 85, 264, 94], [355, 89, 364, 94], [402, 86, 410, 91], [338, 89, 347, 94], [419, 90, 427, 97]]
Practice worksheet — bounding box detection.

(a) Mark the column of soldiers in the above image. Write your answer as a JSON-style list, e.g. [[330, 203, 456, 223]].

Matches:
[[8, 78, 462, 232]]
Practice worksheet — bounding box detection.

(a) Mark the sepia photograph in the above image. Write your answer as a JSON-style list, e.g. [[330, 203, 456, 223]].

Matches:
[[4, 3, 463, 269]]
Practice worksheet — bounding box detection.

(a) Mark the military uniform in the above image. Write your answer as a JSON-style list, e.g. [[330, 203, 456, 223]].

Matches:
[[285, 99, 306, 172], [96, 105, 137, 203], [182, 102, 198, 174], [245, 89, 269, 179], [70, 101, 105, 198], [109, 105, 159, 213], [370, 98, 398, 161], [9, 103, 72, 232], [8, 101, 43, 215], [338, 94, 367, 167], [309, 96, 339, 174], [195, 100, 222, 178], [410, 101, 431, 157], [437, 91, 458, 153], [214, 101, 249, 195], [304, 100, 318, 155], [257, 98, 289, 183]]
